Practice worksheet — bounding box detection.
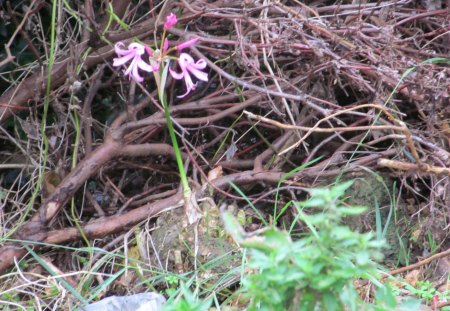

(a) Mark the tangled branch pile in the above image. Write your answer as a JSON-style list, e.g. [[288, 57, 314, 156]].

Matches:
[[0, 0, 449, 281]]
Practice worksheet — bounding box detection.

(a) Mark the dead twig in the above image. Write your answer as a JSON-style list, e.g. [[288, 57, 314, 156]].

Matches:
[[377, 159, 450, 176]]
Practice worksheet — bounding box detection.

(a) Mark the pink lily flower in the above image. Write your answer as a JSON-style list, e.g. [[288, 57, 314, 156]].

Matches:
[[113, 42, 155, 82], [164, 13, 177, 30], [169, 53, 208, 98], [175, 37, 199, 51]]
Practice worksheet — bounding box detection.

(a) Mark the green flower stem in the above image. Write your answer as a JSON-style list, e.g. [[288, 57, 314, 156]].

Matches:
[[156, 63, 191, 203], [160, 96, 191, 197]]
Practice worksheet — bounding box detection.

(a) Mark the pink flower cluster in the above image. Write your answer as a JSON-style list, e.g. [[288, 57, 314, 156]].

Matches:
[[113, 13, 208, 98]]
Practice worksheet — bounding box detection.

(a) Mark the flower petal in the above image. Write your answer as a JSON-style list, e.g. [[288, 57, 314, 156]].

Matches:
[[123, 57, 137, 77], [187, 67, 208, 82], [178, 53, 195, 69], [137, 58, 154, 72], [113, 53, 135, 67], [131, 60, 144, 82], [176, 69, 196, 98], [183, 71, 195, 91], [175, 38, 199, 51], [164, 13, 177, 30], [128, 43, 145, 55], [193, 58, 207, 69], [177, 88, 191, 98], [114, 42, 130, 56], [169, 68, 184, 80]]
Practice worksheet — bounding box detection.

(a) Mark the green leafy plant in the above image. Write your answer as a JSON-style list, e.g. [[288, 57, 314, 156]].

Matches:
[[162, 283, 212, 311], [393, 279, 450, 310], [404, 280, 444, 304], [165, 275, 181, 297], [426, 230, 438, 254], [222, 181, 417, 310]]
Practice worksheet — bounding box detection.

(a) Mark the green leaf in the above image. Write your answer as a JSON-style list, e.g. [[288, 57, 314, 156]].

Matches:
[[323, 291, 341, 311], [86, 267, 126, 303], [330, 180, 354, 198], [340, 286, 359, 311], [355, 252, 370, 265], [338, 206, 367, 215], [330, 226, 355, 240], [24, 245, 88, 305], [307, 187, 331, 200], [300, 196, 327, 207], [160, 60, 171, 100], [375, 285, 398, 308]]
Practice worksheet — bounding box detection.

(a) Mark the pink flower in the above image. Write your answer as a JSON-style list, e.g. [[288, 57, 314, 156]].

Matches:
[[175, 37, 199, 51], [164, 13, 177, 30], [113, 42, 155, 82], [169, 53, 208, 98]]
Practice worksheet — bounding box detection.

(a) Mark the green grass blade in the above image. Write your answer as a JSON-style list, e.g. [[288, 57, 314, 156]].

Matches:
[[85, 267, 127, 303], [24, 245, 88, 304], [228, 181, 268, 226], [274, 156, 323, 222]]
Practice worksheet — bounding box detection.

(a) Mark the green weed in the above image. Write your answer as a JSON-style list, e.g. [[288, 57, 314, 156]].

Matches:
[[221, 181, 417, 310], [162, 283, 213, 311]]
